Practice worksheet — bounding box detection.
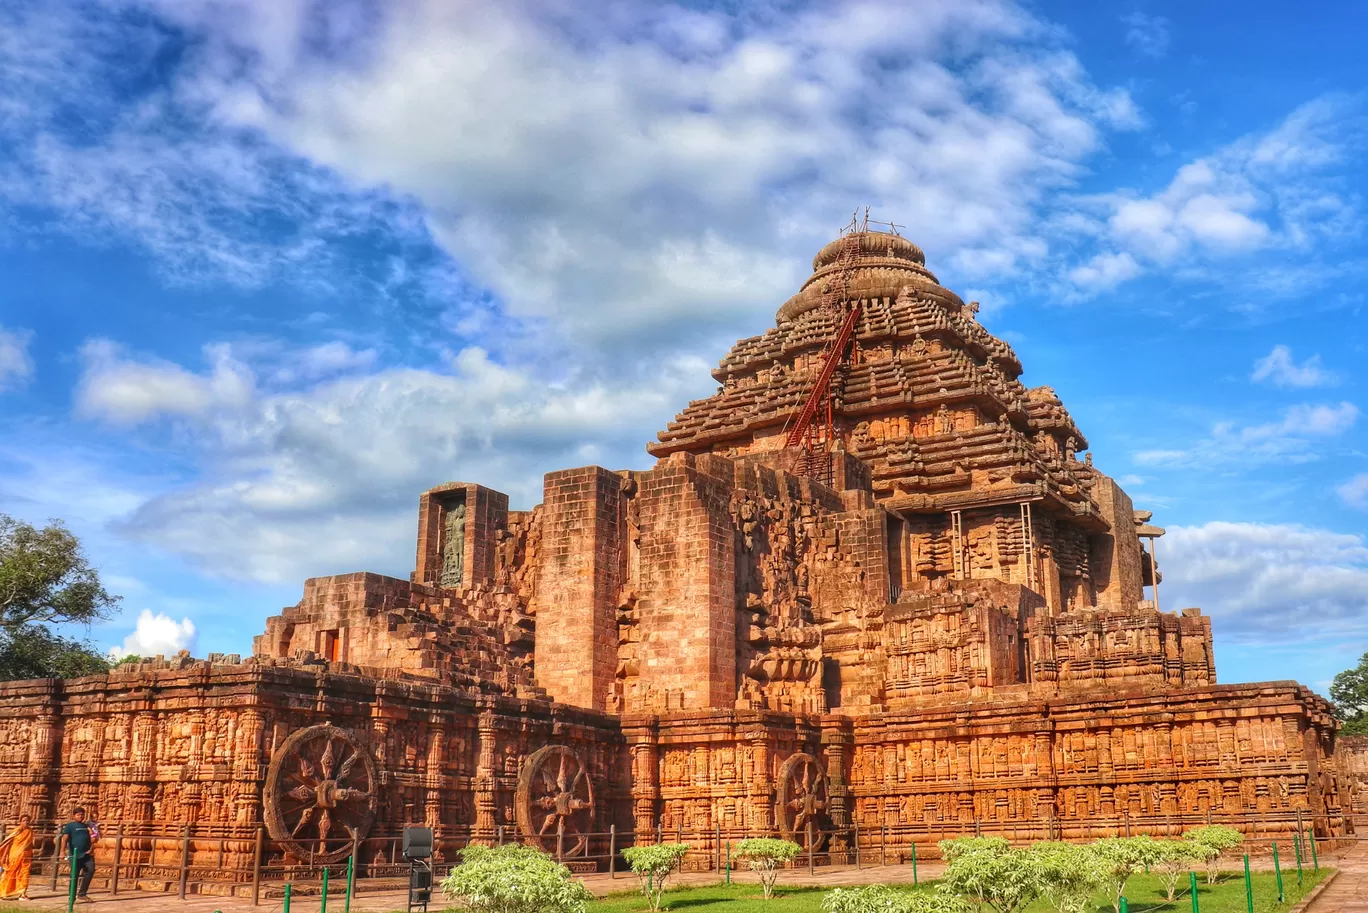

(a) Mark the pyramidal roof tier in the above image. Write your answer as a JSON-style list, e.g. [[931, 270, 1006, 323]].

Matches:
[[650, 230, 1103, 528]]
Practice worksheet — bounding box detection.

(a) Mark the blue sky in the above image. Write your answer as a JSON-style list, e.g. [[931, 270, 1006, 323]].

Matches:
[[0, 0, 1364, 691]]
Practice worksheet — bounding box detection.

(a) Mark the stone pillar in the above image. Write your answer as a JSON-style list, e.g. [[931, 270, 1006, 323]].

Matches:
[[748, 729, 774, 832], [474, 711, 498, 841], [636, 454, 737, 711], [534, 466, 628, 711]]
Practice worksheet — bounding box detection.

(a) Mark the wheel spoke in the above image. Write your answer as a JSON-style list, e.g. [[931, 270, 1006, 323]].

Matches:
[[557, 753, 569, 791], [337, 750, 358, 783], [291, 807, 316, 837], [321, 737, 337, 780]]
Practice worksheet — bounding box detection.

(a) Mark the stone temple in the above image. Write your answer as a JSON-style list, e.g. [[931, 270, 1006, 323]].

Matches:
[[0, 228, 1360, 888]]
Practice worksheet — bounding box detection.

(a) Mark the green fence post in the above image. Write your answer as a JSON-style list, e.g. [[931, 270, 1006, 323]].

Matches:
[[725, 841, 731, 885], [1294, 830, 1303, 886], [321, 865, 329, 913], [1120, 897, 1129, 913], [1308, 827, 1318, 871], [284, 881, 293, 913], [1273, 842, 1284, 904], [1189, 871, 1199, 913], [345, 853, 355, 913], [67, 845, 77, 913], [1243, 854, 1253, 913], [911, 842, 918, 885]]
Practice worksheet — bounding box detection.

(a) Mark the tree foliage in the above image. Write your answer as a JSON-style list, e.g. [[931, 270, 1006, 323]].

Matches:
[[1184, 825, 1243, 884], [1092, 837, 1167, 913], [824, 885, 969, 913], [1330, 651, 1368, 735], [0, 623, 110, 680], [1027, 842, 1107, 913], [1153, 840, 1216, 900], [622, 843, 690, 912], [0, 515, 119, 681], [735, 838, 802, 900], [440, 844, 592, 913], [938, 837, 1040, 913]]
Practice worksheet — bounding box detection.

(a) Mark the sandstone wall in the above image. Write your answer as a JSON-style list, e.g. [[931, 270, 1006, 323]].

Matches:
[[0, 657, 627, 885]]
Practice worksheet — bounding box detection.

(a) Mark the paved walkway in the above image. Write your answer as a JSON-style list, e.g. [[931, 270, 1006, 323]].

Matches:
[[1305, 840, 1368, 913]]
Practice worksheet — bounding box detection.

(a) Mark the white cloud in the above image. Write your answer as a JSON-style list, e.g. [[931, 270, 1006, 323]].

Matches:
[[1134, 401, 1359, 465], [271, 341, 377, 384], [1251, 345, 1335, 388], [109, 608, 197, 660], [1339, 473, 1368, 509], [79, 339, 711, 582], [1067, 251, 1141, 290], [1122, 13, 1170, 58], [0, 326, 34, 391], [1240, 401, 1359, 441], [75, 340, 254, 425], [0, 0, 1149, 357], [1065, 96, 1359, 296], [1164, 521, 1368, 642]]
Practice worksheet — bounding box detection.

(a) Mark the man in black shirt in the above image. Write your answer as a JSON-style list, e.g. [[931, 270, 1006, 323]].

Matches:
[[58, 807, 96, 902]]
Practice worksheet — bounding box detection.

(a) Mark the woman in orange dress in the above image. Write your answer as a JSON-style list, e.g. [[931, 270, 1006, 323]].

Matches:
[[0, 813, 34, 900]]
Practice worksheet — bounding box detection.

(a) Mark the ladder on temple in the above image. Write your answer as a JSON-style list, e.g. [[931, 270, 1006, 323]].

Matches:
[[784, 220, 864, 486]]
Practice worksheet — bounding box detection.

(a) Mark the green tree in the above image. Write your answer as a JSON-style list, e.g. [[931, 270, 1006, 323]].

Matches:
[[938, 837, 1041, 913], [1027, 842, 1106, 913], [0, 515, 119, 680], [1093, 836, 1167, 913], [1330, 651, 1368, 735], [622, 843, 690, 912], [1153, 840, 1216, 900], [1184, 825, 1243, 884], [735, 838, 802, 900], [440, 843, 592, 913]]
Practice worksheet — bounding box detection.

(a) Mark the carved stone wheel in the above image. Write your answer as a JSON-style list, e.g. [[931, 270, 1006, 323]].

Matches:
[[264, 724, 379, 863], [516, 745, 595, 857], [776, 752, 830, 850]]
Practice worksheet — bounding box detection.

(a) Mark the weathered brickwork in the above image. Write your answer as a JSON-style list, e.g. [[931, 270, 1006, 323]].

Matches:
[[0, 228, 1355, 887]]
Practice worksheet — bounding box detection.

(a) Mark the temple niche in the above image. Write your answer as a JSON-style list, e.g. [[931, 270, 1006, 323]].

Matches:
[[0, 227, 1353, 896]]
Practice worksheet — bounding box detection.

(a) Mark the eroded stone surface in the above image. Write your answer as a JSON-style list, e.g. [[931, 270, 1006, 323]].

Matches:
[[0, 230, 1353, 886]]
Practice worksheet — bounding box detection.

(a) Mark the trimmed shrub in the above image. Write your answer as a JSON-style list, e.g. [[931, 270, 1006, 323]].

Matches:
[[622, 843, 690, 912], [734, 838, 802, 900], [440, 843, 593, 913]]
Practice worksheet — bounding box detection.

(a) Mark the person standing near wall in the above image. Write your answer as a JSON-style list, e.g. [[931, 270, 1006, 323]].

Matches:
[[58, 807, 96, 903], [0, 813, 34, 900]]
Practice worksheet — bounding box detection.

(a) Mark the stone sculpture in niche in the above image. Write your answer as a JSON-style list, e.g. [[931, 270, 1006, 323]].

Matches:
[[441, 497, 466, 588]]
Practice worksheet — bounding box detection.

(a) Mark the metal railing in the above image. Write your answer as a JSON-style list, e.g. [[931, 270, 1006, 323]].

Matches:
[[2, 807, 1359, 903]]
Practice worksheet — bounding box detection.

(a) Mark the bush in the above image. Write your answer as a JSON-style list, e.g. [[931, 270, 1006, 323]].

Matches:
[[1185, 826, 1244, 884], [825, 885, 970, 913], [622, 843, 690, 912], [1093, 837, 1167, 913], [735, 838, 802, 900], [440, 843, 592, 913], [1027, 842, 1106, 913], [1153, 840, 1217, 901], [939, 836, 1011, 864], [938, 837, 1040, 913]]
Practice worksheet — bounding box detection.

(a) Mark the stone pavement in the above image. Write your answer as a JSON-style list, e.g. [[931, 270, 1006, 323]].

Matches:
[[1304, 840, 1368, 913]]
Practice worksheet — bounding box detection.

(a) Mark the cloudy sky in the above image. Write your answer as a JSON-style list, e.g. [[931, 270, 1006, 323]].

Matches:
[[0, 0, 1364, 688]]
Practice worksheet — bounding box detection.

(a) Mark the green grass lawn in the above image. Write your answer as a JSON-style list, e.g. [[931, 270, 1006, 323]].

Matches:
[[579, 869, 1328, 913], [0, 868, 1329, 913]]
